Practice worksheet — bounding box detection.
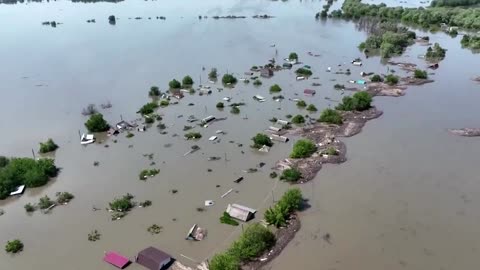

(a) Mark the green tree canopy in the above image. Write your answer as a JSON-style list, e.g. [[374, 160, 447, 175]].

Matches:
[[252, 133, 273, 149], [182, 75, 194, 86], [290, 139, 317, 158], [319, 108, 343, 124], [85, 113, 109, 132], [168, 79, 181, 89]]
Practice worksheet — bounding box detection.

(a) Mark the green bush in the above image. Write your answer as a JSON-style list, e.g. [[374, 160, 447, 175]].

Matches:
[[425, 43, 446, 61], [24, 203, 35, 212], [334, 84, 345, 90], [39, 139, 58, 154], [169, 79, 181, 89], [222, 74, 238, 85], [295, 68, 312, 76], [385, 74, 399, 85], [322, 147, 338, 156], [252, 133, 273, 149], [265, 188, 303, 227], [228, 224, 275, 261], [289, 52, 298, 61], [0, 156, 8, 168], [149, 86, 160, 96], [56, 192, 74, 204], [253, 79, 262, 86], [291, 115, 305, 124], [414, 69, 428, 79], [336, 91, 372, 111], [159, 100, 169, 107], [370, 74, 383, 82], [216, 102, 224, 108], [296, 100, 307, 108], [290, 139, 317, 158], [280, 168, 302, 182], [138, 102, 159, 115], [209, 68, 218, 80], [145, 117, 155, 124], [182, 75, 194, 86], [85, 113, 109, 132], [184, 132, 202, 140], [0, 158, 58, 199], [306, 104, 317, 112], [5, 239, 23, 254], [109, 193, 134, 212], [230, 106, 240, 114], [38, 195, 54, 209], [319, 109, 343, 124], [269, 84, 282, 92], [220, 212, 239, 226], [209, 253, 240, 270]]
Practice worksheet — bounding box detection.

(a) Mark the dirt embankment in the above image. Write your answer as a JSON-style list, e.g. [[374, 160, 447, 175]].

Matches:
[[242, 214, 301, 270], [448, 128, 480, 137]]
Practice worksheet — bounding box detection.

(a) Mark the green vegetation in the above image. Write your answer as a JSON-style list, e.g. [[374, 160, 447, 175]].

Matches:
[[0, 157, 58, 200], [24, 203, 35, 212], [209, 68, 218, 80], [334, 84, 345, 90], [138, 102, 159, 115], [184, 132, 202, 140], [264, 188, 303, 227], [210, 224, 275, 270], [139, 169, 160, 180], [85, 113, 109, 132], [216, 102, 224, 108], [385, 74, 399, 85], [126, 132, 134, 138], [88, 230, 101, 242], [280, 168, 302, 182], [295, 68, 312, 76], [149, 86, 160, 97], [222, 74, 238, 85], [159, 100, 169, 107], [461, 34, 480, 50], [322, 147, 338, 156], [252, 133, 273, 149], [319, 108, 343, 124], [209, 253, 240, 270], [290, 139, 317, 158], [182, 76, 194, 86], [56, 192, 74, 204], [296, 100, 307, 108], [109, 193, 134, 212], [168, 79, 181, 89], [38, 195, 54, 209], [39, 139, 58, 154], [145, 117, 155, 124], [230, 106, 240, 114], [336, 91, 372, 111], [139, 200, 152, 207], [5, 239, 23, 254], [370, 74, 383, 82], [269, 84, 282, 92], [306, 104, 318, 112], [289, 52, 298, 61], [269, 171, 278, 178], [220, 212, 239, 226], [147, 224, 163, 234], [357, 21, 416, 58], [291, 114, 305, 124], [414, 69, 428, 79], [253, 79, 262, 86], [425, 43, 447, 61], [431, 0, 480, 7]]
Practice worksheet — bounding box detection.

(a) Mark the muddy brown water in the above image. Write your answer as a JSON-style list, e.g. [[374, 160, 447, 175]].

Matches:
[[1, 1, 480, 270]]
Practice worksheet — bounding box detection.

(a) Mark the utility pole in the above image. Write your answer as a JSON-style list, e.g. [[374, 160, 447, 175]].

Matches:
[[32, 149, 36, 160]]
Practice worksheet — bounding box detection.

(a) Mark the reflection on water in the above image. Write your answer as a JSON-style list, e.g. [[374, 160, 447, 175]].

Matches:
[[1, 1, 480, 270]]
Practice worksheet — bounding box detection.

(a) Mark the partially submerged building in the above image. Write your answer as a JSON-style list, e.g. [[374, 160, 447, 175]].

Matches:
[[104, 251, 131, 269], [225, 204, 257, 222], [260, 68, 273, 78], [136, 247, 172, 270]]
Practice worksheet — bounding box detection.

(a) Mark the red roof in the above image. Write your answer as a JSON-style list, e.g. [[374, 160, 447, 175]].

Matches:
[[304, 89, 316, 95], [104, 251, 131, 269]]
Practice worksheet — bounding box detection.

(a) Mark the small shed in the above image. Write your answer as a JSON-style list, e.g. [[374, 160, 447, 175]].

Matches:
[[104, 251, 131, 269], [260, 68, 273, 78], [136, 247, 172, 270], [226, 204, 257, 222]]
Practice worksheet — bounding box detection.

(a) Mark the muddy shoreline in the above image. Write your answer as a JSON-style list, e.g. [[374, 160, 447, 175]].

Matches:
[[242, 214, 301, 270], [276, 76, 433, 183]]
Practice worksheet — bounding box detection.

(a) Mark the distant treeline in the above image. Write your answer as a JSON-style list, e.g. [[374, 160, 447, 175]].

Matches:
[[0, 0, 123, 4], [431, 0, 480, 7], [336, 0, 480, 30]]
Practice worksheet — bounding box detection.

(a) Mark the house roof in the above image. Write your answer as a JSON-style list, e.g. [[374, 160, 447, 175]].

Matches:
[[104, 251, 130, 269], [138, 247, 171, 265], [226, 204, 257, 222]]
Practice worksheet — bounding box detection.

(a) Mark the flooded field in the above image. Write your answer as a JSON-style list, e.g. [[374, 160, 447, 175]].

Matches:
[[1, 0, 480, 270]]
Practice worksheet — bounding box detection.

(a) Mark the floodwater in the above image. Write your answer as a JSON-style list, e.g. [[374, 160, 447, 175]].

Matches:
[[1, 0, 480, 270]]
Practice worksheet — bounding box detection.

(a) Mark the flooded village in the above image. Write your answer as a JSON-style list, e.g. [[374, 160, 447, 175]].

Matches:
[[1, 0, 480, 270]]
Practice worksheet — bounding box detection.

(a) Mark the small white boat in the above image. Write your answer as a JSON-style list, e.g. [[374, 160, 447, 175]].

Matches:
[[223, 97, 231, 102], [253, 95, 266, 102], [9, 185, 25, 196], [209, 136, 218, 141], [81, 134, 95, 145], [296, 76, 305, 81]]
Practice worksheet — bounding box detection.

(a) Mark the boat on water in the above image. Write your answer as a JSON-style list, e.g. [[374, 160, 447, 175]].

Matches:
[[80, 134, 95, 145]]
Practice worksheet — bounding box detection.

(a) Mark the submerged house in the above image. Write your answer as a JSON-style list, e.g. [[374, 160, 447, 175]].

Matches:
[[226, 204, 257, 222], [304, 89, 316, 96], [260, 68, 273, 78], [104, 251, 131, 269], [136, 247, 172, 270]]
